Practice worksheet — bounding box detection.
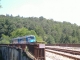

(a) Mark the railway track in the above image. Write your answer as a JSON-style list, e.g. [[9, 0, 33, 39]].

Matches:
[[46, 47, 80, 55], [45, 46, 80, 60]]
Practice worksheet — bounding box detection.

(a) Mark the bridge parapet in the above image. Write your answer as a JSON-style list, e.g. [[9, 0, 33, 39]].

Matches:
[[0, 45, 33, 60], [0, 43, 45, 60]]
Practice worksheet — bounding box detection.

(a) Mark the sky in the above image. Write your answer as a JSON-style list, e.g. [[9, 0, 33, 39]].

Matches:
[[0, 0, 80, 25]]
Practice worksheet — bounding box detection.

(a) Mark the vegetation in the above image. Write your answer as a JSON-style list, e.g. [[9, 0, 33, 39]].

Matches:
[[0, 0, 2, 8], [0, 15, 80, 44]]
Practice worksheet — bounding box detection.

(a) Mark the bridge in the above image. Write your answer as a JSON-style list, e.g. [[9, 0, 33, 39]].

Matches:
[[0, 43, 80, 60], [0, 43, 45, 60]]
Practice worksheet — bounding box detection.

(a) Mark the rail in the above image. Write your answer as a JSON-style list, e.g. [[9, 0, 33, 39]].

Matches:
[[45, 44, 80, 60], [46, 47, 80, 55], [45, 49, 80, 60]]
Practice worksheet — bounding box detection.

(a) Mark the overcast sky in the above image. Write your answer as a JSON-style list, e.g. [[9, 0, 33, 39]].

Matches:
[[0, 0, 80, 25]]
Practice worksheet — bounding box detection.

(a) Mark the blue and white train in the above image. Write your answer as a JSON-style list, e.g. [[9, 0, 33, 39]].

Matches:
[[12, 35, 36, 44]]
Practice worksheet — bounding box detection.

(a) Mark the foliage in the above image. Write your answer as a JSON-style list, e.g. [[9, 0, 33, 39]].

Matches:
[[0, 0, 2, 8], [0, 15, 80, 44], [0, 34, 10, 44], [46, 35, 55, 44], [11, 27, 43, 42]]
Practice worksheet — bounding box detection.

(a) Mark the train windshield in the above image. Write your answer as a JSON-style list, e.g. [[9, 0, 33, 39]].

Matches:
[[29, 36, 34, 39]]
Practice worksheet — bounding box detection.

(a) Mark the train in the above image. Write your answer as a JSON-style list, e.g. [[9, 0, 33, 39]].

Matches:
[[12, 35, 36, 44]]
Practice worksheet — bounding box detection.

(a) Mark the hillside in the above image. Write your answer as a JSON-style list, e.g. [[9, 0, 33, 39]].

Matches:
[[0, 15, 80, 44]]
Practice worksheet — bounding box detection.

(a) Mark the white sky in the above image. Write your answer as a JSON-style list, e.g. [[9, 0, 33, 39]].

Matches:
[[0, 0, 80, 25]]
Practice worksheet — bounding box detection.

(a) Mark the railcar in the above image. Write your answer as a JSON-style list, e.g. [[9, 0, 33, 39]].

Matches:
[[12, 35, 36, 44]]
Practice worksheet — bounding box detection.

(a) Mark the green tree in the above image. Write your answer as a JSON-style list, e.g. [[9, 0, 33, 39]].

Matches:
[[72, 30, 76, 37], [60, 34, 65, 43], [0, 34, 10, 44], [72, 37, 79, 43], [11, 27, 31, 38], [0, 15, 80, 44], [11, 27, 43, 42], [0, 0, 1, 7], [46, 35, 55, 44], [64, 35, 70, 43]]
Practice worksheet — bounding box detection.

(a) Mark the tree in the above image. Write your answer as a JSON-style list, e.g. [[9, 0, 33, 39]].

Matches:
[[11, 27, 30, 38], [72, 30, 76, 37], [35, 26, 45, 36], [39, 16, 44, 21], [72, 37, 79, 43], [0, 34, 10, 44], [64, 35, 70, 44], [10, 27, 43, 42], [46, 35, 55, 44], [60, 34, 65, 43], [0, 15, 80, 44], [0, 0, 2, 8]]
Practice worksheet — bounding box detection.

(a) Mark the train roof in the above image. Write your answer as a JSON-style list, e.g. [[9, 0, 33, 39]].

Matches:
[[23, 35, 35, 37], [12, 37, 22, 40], [12, 35, 35, 40], [21, 35, 35, 39]]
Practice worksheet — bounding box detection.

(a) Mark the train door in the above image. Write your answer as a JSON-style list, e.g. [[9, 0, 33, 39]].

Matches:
[[26, 37, 28, 43], [18, 38, 22, 43]]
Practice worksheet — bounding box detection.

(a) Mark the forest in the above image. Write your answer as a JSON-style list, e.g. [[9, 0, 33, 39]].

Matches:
[[0, 14, 80, 44]]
